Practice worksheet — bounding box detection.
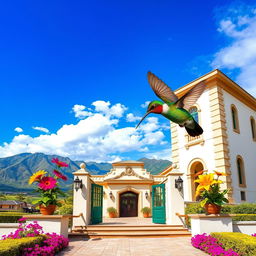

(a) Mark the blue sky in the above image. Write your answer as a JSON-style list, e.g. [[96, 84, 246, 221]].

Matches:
[[0, 1, 256, 162]]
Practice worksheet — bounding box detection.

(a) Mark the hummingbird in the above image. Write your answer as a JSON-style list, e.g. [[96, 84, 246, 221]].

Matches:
[[136, 72, 206, 137]]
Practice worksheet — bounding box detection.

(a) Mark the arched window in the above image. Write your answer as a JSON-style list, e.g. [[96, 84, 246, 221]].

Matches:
[[189, 106, 199, 123], [231, 105, 240, 133], [236, 156, 246, 187], [250, 117, 256, 141]]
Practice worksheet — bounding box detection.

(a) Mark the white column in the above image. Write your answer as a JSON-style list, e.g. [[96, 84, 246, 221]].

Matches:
[[72, 163, 91, 228], [165, 172, 185, 225]]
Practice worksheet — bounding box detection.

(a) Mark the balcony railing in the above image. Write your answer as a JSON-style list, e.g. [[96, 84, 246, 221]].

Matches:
[[185, 134, 204, 149]]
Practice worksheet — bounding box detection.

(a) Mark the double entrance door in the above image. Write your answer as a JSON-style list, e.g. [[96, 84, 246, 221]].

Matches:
[[119, 192, 138, 217]]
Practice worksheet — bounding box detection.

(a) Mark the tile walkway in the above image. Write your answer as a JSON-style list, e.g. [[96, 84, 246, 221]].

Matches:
[[59, 237, 207, 256]]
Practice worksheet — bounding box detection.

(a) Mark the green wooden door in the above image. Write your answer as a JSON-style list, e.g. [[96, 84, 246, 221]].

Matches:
[[91, 184, 103, 224], [152, 184, 166, 224]]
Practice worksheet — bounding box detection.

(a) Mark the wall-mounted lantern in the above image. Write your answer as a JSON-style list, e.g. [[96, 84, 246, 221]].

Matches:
[[145, 191, 149, 199], [175, 176, 183, 192], [109, 191, 113, 199], [74, 176, 83, 191]]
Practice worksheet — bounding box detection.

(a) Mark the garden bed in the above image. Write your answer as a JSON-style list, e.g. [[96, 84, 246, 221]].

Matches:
[[191, 232, 256, 256]]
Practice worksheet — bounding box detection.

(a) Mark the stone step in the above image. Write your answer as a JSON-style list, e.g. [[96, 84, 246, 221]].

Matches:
[[74, 227, 188, 232]]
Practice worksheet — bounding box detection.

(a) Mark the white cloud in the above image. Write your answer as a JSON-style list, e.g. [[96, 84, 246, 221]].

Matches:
[[92, 100, 127, 118], [211, 5, 256, 96], [145, 148, 171, 161], [32, 126, 49, 133], [0, 101, 169, 162], [14, 127, 23, 133], [126, 113, 141, 122], [72, 104, 92, 119], [140, 101, 150, 108]]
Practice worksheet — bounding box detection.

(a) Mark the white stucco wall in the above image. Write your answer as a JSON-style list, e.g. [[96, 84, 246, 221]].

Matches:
[[175, 89, 216, 201], [223, 90, 256, 203]]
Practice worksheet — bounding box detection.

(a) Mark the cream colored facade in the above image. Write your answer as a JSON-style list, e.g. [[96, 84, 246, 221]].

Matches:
[[172, 69, 256, 204], [91, 161, 166, 218]]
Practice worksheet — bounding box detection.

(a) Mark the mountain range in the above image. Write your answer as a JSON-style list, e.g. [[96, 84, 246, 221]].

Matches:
[[0, 153, 171, 192]]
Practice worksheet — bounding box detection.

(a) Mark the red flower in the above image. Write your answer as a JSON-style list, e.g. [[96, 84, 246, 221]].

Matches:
[[53, 169, 68, 181], [38, 176, 57, 190], [51, 158, 68, 167]]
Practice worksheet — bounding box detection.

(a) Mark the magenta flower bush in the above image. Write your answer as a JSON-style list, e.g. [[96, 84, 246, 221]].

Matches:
[[22, 233, 69, 256], [191, 233, 239, 256], [1, 218, 69, 255], [252, 233, 256, 237]]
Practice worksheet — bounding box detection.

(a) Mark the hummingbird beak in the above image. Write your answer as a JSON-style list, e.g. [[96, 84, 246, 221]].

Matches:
[[135, 111, 152, 129]]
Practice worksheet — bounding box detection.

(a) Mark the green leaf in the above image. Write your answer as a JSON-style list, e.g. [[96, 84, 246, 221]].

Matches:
[[200, 198, 208, 207]]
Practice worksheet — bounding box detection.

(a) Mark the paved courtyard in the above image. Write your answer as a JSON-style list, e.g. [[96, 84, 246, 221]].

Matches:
[[60, 237, 207, 256]]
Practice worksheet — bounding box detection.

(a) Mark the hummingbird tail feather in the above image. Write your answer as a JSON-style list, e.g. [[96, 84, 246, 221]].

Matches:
[[185, 121, 203, 137]]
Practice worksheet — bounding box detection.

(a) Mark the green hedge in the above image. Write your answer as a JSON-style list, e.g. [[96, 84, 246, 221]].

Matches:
[[185, 203, 256, 221], [0, 236, 45, 256], [211, 232, 256, 256], [0, 212, 33, 223]]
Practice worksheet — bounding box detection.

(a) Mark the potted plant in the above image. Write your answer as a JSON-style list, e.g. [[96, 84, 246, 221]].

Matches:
[[107, 207, 117, 218], [194, 171, 229, 214], [29, 158, 68, 215], [141, 207, 151, 218]]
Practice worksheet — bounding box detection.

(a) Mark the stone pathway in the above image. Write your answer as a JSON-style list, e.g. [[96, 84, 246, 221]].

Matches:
[[59, 237, 207, 256]]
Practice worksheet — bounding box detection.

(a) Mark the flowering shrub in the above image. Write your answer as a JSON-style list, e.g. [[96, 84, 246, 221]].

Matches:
[[252, 233, 256, 237], [1, 218, 69, 256], [1, 219, 43, 240], [191, 233, 239, 256], [22, 233, 69, 256], [29, 158, 68, 207]]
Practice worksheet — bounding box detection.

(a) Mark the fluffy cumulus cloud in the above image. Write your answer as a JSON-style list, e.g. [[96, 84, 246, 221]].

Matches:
[[126, 113, 141, 122], [0, 100, 170, 162], [72, 104, 92, 119], [14, 127, 23, 133], [211, 4, 256, 96], [32, 126, 50, 133], [140, 101, 150, 108]]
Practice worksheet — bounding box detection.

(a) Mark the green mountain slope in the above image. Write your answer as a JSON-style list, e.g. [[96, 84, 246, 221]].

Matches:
[[0, 153, 171, 192]]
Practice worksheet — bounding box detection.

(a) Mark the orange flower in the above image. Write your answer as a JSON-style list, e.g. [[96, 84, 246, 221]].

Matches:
[[214, 170, 228, 176]]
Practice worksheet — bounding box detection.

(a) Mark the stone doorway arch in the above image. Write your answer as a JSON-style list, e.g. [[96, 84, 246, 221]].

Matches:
[[187, 159, 206, 201]]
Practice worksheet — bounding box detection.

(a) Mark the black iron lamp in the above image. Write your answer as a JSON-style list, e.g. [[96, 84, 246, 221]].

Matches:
[[175, 176, 183, 191], [145, 191, 149, 199], [74, 176, 83, 191], [109, 191, 113, 199]]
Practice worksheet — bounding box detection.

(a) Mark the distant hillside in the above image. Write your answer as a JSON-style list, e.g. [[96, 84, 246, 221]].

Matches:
[[0, 153, 171, 192]]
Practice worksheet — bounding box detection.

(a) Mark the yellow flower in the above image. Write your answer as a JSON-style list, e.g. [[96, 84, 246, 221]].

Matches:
[[28, 170, 47, 184], [195, 173, 222, 192], [214, 170, 228, 176]]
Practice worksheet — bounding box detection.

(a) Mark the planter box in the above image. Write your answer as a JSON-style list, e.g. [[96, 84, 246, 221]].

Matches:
[[0, 223, 19, 237], [23, 215, 70, 238], [233, 221, 256, 235]]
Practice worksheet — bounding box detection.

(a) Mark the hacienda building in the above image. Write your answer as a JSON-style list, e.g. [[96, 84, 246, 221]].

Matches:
[[72, 69, 256, 227]]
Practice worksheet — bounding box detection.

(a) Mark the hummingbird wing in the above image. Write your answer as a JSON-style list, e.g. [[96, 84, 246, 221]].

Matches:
[[147, 72, 178, 103], [175, 81, 206, 110]]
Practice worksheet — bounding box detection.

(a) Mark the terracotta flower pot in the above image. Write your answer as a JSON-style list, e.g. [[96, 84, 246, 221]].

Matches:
[[143, 213, 150, 218], [39, 204, 56, 215], [204, 203, 221, 214], [109, 212, 116, 218]]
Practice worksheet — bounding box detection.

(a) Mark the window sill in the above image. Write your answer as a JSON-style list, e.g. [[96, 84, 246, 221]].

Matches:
[[233, 128, 240, 134], [185, 135, 205, 149]]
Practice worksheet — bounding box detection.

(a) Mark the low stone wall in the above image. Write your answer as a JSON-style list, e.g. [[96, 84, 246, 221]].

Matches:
[[189, 214, 256, 236], [0, 223, 19, 237], [233, 221, 256, 235]]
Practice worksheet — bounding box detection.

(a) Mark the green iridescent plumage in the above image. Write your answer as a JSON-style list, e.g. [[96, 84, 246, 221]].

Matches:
[[136, 72, 206, 137]]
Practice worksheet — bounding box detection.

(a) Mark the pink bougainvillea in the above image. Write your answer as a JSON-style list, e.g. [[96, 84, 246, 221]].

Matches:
[[191, 233, 239, 256]]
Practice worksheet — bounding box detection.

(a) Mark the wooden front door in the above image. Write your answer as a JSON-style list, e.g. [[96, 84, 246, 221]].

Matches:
[[120, 192, 138, 217]]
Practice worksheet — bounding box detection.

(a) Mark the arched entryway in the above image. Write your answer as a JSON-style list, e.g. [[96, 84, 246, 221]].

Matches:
[[188, 159, 206, 201], [119, 191, 138, 217]]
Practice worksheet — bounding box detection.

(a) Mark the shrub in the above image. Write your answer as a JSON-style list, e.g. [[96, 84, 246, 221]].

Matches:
[[0, 212, 33, 223], [191, 233, 239, 256], [211, 232, 256, 256], [107, 207, 117, 214], [185, 203, 205, 214], [0, 236, 45, 256], [141, 207, 151, 214]]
